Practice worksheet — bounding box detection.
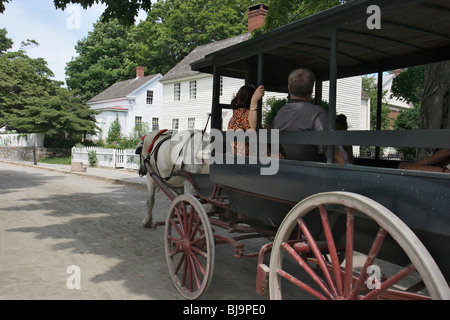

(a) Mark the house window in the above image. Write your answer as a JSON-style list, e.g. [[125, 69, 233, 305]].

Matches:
[[174, 83, 181, 101], [146, 90, 154, 104], [188, 118, 195, 130], [135, 116, 142, 126], [220, 76, 223, 96], [152, 118, 159, 131], [135, 116, 143, 131], [189, 80, 197, 100], [172, 118, 179, 130]]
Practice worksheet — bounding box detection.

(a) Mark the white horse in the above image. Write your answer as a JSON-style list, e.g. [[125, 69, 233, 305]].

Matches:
[[136, 129, 210, 228]]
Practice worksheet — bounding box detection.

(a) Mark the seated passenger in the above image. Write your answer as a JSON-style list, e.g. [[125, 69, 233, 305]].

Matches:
[[227, 84, 264, 156], [335, 114, 354, 165], [399, 148, 450, 173], [272, 68, 328, 162]]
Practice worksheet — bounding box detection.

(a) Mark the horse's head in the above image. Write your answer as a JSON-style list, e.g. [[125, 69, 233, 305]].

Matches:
[[135, 134, 148, 177]]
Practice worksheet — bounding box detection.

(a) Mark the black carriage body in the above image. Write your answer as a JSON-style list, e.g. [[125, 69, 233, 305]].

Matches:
[[210, 159, 450, 277]]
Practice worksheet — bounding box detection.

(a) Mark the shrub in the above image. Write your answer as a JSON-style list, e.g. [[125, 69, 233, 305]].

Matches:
[[88, 150, 97, 167], [106, 115, 121, 145]]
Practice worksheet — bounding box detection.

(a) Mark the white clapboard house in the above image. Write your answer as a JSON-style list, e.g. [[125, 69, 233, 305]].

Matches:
[[87, 67, 163, 141], [160, 4, 370, 134]]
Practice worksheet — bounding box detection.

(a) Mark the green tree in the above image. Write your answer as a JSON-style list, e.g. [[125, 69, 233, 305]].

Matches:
[[362, 75, 392, 130], [65, 19, 131, 103], [8, 86, 97, 137], [391, 66, 424, 107], [252, 0, 342, 36], [66, 0, 258, 100], [126, 0, 258, 75], [0, 31, 97, 137], [0, 51, 54, 129], [393, 105, 420, 160], [107, 115, 121, 144], [0, 28, 13, 54]]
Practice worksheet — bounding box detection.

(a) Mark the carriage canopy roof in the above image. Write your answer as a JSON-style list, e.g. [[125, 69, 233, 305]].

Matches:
[[191, 0, 450, 93]]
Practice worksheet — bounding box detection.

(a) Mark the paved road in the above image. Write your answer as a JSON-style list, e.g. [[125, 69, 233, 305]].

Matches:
[[0, 162, 289, 300]]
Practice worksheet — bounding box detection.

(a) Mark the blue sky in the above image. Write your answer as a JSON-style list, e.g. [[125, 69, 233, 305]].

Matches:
[[1, 0, 146, 84]]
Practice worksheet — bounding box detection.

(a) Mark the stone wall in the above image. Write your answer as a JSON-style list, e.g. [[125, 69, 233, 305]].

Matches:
[[0, 146, 71, 162]]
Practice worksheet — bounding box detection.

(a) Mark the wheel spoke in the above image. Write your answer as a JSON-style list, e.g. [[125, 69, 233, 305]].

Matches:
[[182, 202, 189, 234], [188, 253, 202, 290], [174, 253, 186, 274], [190, 234, 206, 246], [319, 206, 343, 296], [168, 235, 180, 243], [170, 218, 184, 238], [187, 204, 194, 239], [187, 252, 193, 292], [299, 218, 338, 297], [190, 244, 208, 258], [179, 253, 188, 288], [190, 251, 207, 276], [277, 269, 328, 300], [361, 264, 416, 300], [189, 217, 201, 242], [282, 242, 335, 299], [343, 208, 354, 297], [349, 228, 387, 299], [174, 206, 185, 235]]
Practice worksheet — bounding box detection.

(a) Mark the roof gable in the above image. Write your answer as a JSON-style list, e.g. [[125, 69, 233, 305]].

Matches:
[[160, 34, 251, 82], [87, 74, 160, 103]]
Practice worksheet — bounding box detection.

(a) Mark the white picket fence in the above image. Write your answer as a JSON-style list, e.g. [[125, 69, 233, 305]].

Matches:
[[71, 147, 140, 170], [0, 133, 44, 147]]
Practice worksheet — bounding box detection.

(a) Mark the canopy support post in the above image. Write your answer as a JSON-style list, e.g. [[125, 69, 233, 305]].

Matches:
[[327, 29, 338, 163], [257, 52, 264, 129], [375, 70, 383, 160], [212, 66, 222, 131]]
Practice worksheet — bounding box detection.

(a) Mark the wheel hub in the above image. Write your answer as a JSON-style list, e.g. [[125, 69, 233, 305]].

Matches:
[[175, 238, 191, 253]]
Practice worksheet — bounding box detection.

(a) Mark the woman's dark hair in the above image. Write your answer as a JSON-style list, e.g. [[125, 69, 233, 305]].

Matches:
[[231, 85, 256, 110], [336, 114, 348, 130]]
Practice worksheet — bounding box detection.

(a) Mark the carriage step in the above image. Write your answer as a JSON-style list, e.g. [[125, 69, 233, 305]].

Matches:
[[256, 263, 270, 296]]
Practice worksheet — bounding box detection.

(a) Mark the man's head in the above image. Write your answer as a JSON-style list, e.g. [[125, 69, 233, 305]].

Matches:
[[288, 68, 316, 100]]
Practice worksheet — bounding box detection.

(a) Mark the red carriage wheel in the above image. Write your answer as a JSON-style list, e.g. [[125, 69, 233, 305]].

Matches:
[[269, 192, 450, 300], [164, 195, 215, 300]]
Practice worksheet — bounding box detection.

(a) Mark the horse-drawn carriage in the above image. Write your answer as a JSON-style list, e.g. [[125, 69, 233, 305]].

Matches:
[[138, 0, 450, 300]]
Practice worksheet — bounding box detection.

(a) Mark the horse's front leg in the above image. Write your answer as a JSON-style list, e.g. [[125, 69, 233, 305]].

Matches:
[[143, 174, 157, 228]]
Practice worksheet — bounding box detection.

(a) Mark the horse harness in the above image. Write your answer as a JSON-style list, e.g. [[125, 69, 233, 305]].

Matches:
[[139, 130, 195, 181]]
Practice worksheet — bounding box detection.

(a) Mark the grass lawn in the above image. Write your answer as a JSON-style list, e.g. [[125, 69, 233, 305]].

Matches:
[[38, 156, 72, 165]]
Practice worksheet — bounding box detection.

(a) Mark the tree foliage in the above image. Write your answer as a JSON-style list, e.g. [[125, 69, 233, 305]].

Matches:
[[362, 75, 392, 130], [65, 19, 131, 103], [252, 0, 342, 36], [391, 66, 424, 107], [66, 0, 258, 102], [106, 115, 121, 144], [0, 28, 13, 54], [131, 0, 256, 74], [0, 30, 97, 137]]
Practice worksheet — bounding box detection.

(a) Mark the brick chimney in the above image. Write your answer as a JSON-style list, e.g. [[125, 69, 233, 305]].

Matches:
[[136, 66, 145, 78], [393, 69, 403, 77], [248, 4, 268, 33]]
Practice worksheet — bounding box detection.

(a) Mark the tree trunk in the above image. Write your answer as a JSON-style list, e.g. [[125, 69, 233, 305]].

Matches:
[[417, 61, 450, 159]]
